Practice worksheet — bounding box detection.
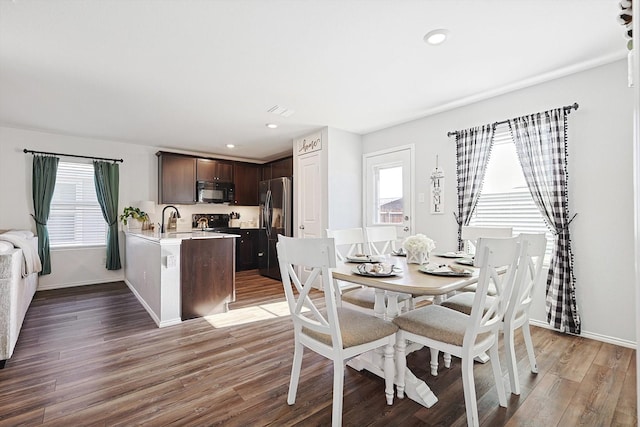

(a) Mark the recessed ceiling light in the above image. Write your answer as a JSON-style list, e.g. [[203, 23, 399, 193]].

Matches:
[[266, 123, 278, 129], [226, 144, 235, 148], [424, 29, 449, 45]]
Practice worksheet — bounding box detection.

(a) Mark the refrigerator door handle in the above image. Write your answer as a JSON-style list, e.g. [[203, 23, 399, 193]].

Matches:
[[261, 199, 268, 230], [265, 189, 272, 237], [283, 179, 291, 237]]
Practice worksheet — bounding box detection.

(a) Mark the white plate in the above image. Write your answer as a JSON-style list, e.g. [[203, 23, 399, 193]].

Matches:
[[435, 251, 467, 258], [347, 255, 387, 263], [346, 255, 375, 263], [352, 268, 401, 278], [418, 265, 472, 277], [352, 264, 402, 277], [455, 258, 475, 266]]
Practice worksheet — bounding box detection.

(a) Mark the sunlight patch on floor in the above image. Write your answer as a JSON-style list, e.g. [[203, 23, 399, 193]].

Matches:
[[204, 301, 304, 328]]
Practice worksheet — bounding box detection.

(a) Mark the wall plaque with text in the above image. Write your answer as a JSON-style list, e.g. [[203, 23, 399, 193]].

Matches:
[[296, 132, 322, 155]]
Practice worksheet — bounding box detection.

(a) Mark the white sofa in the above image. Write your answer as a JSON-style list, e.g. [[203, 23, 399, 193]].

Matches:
[[0, 231, 40, 368]]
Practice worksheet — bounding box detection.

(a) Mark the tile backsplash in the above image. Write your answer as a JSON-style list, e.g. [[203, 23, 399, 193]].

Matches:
[[138, 203, 260, 231]]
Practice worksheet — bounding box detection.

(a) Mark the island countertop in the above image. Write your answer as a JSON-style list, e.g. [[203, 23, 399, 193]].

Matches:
[[124, 230, 240, 244]]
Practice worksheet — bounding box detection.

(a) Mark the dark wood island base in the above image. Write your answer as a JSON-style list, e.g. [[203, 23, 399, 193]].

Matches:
[[180, 237, 236, 320]]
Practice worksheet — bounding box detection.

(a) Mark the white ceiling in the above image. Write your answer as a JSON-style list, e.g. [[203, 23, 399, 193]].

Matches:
[[0, 0, 627, 161]]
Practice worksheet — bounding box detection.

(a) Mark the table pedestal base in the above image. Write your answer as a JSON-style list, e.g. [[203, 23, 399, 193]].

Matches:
[[347, 351, 438, 408]]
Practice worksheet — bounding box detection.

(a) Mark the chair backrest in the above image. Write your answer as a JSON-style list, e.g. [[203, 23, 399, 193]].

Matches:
[[326, 228, 366, 261], [364, 226, 398, 255], [276, 235, 342, 348], [464, 236, 522, 348], [504, 233, 547, 326], [461, 226, 513, 255]]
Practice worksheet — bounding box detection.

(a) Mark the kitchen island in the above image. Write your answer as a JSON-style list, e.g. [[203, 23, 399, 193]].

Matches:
[[124, 230, 238, 327]]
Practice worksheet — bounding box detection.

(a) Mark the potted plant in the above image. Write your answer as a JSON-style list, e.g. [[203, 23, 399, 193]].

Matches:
[[120, 206, 150, 231]]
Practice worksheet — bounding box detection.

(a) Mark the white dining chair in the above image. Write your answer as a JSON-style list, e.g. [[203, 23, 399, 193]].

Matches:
[[393, 236, 523, 427], [364, 226, 417, 312], [437, 226, 514, 370], [365, 226, 400, 256], [326, 227, 412, 316], [461, 225, 513, 255], [277, 235, 398, 427], [326, 228, 367, 262], [441, 233, 548, 395]]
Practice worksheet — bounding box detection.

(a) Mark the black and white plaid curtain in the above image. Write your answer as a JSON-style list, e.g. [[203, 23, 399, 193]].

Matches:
[[509, 108, 580, 334], [455, 125, 495, 250]]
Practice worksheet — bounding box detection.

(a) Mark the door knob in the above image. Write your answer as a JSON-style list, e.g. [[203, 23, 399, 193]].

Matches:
[[299, 225, 305, 230], [403, 226, 409, 231]]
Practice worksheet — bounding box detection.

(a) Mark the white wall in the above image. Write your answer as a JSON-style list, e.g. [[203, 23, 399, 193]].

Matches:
[[327, 127, 363, 229], [0, 126, 260, 289], [362, 60, 635, 346]]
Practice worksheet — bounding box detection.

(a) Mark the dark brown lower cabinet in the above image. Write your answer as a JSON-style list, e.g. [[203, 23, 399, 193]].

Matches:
[[236, 229, 258, 271], [180, 237, 236, 320]]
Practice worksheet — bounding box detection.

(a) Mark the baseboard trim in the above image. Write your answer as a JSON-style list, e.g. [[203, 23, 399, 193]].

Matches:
[[37, 277, 123, 291], [529, 319, 636, 349], [123, 279, 161, 327], [123, 279, 181, 328], [158, 318, 183, 328]]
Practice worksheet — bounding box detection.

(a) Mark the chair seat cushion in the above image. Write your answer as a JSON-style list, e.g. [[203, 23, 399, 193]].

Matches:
[[341, 287, 411, 309], [341, 287, 376, 308], [303, 307, 398, 348], [393, 305, 467, 346], [441, 293, 496, 315], [460, 281, 497, 295], [393, 305, 490, 347]]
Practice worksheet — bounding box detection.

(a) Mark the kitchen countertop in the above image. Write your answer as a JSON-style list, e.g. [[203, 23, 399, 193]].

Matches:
[[125, 230, 240, 244]]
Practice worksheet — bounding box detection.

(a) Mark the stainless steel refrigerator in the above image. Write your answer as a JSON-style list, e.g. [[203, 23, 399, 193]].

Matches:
[[258, 177, 292, 280]]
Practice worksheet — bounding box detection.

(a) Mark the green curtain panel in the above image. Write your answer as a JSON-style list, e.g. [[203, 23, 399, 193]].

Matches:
[[93, 161, 121, 270], [32, 155, 59, 275]]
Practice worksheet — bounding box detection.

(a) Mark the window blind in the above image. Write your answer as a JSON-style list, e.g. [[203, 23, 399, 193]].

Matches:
[[49, 162, 107, 247], [469, 125, 554, 260]]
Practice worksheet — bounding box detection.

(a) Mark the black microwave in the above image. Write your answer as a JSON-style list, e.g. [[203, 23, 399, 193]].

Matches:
[[196, 181, 235, 204]]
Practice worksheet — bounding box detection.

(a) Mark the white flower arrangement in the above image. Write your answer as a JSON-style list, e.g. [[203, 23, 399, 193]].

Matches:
[[403, 234, 436, 253], [403, 234, 436, 264]]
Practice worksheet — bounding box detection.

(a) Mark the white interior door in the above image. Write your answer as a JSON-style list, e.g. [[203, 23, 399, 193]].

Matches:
[[296, 151, 322, 239], [295, 151, 323, 286], [364, 146, 414, 241]]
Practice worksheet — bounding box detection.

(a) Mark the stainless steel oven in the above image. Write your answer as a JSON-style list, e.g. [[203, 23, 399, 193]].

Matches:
[[192, 213, 230, 230]]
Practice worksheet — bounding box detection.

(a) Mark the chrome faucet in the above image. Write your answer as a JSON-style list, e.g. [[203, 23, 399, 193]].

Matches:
[[161, 205, 181, 234]]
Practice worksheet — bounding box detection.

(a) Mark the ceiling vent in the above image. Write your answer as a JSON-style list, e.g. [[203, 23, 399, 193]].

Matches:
[[267, 105, 295, 117]]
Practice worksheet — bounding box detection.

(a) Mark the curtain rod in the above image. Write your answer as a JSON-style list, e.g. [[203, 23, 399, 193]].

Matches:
[[446, 102, 579, 137], [23, 149, 124, 163]]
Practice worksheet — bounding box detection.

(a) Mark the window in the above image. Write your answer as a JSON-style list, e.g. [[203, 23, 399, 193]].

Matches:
[[469, 124, 554, 259], [48, 162, 107, 247], [376, 166, 404, 224]]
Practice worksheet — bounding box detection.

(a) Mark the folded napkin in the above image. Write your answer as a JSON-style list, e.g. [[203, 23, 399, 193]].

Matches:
[[429, 264, 472, 275], [357, 262, 397, 275]]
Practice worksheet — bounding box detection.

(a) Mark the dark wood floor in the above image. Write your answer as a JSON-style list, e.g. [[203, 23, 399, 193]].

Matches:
[[0, 271, 636, 426]]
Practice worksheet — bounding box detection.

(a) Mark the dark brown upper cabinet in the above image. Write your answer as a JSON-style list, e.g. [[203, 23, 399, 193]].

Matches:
[[271, 156, 293, 179], [157, 152, 197, 204], [196, 158, 233, 182], [262, 156, 293, 181], [233, 162, 260, 206]]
